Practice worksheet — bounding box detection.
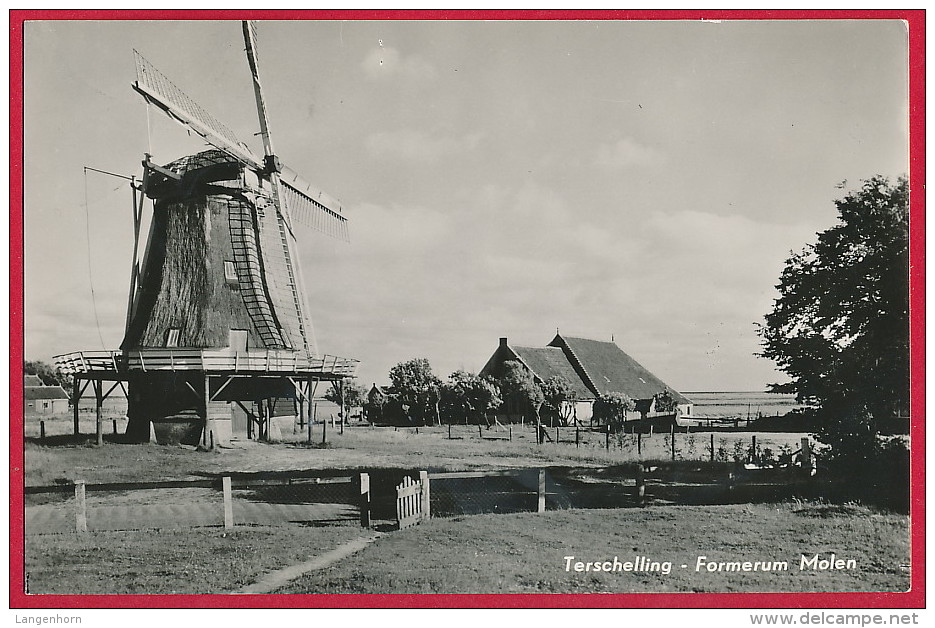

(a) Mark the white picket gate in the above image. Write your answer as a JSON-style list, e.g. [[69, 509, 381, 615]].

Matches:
[[396, 471, 429, 530]]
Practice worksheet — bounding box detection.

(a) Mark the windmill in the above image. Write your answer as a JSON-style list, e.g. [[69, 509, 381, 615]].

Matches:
[[55, 21, 358, 447]]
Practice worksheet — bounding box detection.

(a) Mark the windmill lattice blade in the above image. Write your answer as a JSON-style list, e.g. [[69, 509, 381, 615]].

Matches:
[[133, 50, 264, 170], [279, 169, 350, 242]]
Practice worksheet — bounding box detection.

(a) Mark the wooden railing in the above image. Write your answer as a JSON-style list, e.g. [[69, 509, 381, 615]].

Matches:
[[53, 349, 358, 377]]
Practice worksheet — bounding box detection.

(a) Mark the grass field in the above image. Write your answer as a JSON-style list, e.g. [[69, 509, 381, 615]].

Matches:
[[19, 417, 911, 596], [22, 417, 809, 487], [273, 502, 909, 594], [24, 524, 369, 595]]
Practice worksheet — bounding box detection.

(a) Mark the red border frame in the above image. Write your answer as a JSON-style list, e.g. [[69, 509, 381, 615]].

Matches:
[[8, 9, 925, 610]]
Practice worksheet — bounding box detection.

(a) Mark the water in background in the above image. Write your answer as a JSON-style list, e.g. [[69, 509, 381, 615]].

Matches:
[[682, 391, 808, 420]]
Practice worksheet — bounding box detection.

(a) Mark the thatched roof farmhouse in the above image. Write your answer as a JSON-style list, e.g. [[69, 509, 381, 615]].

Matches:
[[480, 333, 691, 423]]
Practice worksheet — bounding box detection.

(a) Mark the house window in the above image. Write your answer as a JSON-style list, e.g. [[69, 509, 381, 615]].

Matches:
[[224, 261, 238, 285], [166, 328, 181, 347]]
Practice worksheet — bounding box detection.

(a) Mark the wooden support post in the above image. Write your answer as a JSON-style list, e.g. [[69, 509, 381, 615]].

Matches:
[[359, 473, 371, 528], [75, 481, 88, 532], [635, 465, 645, 506], [203, 375, 211, 447], [321, 406, 327, 445], [339, 379, 346, 435], [72, 376, 80, 435], [537, 469, 546, 513], [94, 380, 103, 446], [420, 470, 430, 521], [222, 476, 234, 529]]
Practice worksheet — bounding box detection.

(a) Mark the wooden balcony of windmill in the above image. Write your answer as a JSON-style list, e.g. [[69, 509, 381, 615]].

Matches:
[[53, 348, 358, 380]]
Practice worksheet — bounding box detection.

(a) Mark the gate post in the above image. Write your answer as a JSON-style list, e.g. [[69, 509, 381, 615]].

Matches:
[[537, 469, 546, 513], [359, 473, 371, 528], [419, 470, 430, 521]]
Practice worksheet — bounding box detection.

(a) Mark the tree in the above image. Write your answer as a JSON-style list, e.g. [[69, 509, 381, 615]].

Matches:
[[758, 176, 909, 470], [388, 358, 442, 424], [497, 361, 544, 421], [440, 370, 502, 424], [324, 380, 367, 418], [540, 376, 577, 426], [653, 390, 679, 415], [592, 392, 636, 432]]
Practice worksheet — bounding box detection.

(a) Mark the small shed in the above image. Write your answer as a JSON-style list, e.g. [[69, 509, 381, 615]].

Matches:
[[24, 378, 70, 416]]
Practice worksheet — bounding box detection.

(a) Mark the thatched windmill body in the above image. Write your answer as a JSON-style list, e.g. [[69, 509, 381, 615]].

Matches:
[[56, 22, 357, 446]]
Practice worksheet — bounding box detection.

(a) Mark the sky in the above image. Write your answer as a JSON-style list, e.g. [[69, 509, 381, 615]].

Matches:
[[20, 18, 909, 392]]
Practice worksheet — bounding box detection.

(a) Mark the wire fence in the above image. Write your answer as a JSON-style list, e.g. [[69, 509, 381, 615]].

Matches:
[[24, 472, 367, 535]]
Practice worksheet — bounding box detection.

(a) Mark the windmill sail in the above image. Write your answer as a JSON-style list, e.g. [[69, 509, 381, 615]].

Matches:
[[132, 49, 348, 240]]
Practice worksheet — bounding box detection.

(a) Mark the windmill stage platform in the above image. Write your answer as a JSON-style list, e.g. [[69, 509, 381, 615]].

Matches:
[[54, 349, 359, 447]]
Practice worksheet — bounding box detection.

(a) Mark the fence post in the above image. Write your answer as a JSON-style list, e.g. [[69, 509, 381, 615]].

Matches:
[[670, 422, 676, 461], [509, 425, 512, 441], [751, 435, 757, 463], [479, 424, 483, 439], [555, 426, 559, 444], [710, 433, 715, 462], [537, 469, 546, 513], [321, 410, 327, 445], [209, 430, 215, 451], [575, 426, 580, 448], [637, 428, 642, 456], [448, 423, 452, 440], [112, 419, 118, 434], [74, 481, 88, 532], [222, 476, 234, 529], [605, 424, 610, 451], [420, 470, 430, 521], [635, 465, 645, 506], [359, 473, 371, 528], [800, 437, 813, 475], [40, 420, 46, 443]]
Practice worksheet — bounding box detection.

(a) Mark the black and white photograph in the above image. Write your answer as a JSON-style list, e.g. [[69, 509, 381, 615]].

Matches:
[[14, 12, 920, 607]]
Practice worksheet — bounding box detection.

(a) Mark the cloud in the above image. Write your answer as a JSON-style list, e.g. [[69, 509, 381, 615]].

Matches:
[[365, 129, 483, 162], [361, 45, 436, 80], [594, 137, 665, 168]]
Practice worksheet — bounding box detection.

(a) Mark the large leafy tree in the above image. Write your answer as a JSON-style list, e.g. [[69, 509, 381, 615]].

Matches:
[[497, 361, 544, 421], [388, 358, 442, 424], [592, 392, 636, 432], [324, 380, 368, 417], [540, 376, 577, 425], [758, 176, 909, 467], [440, 370, 502, 424]]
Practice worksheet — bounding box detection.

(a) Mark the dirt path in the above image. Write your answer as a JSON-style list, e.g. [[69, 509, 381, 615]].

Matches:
[[233, 531, 384, 594]]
